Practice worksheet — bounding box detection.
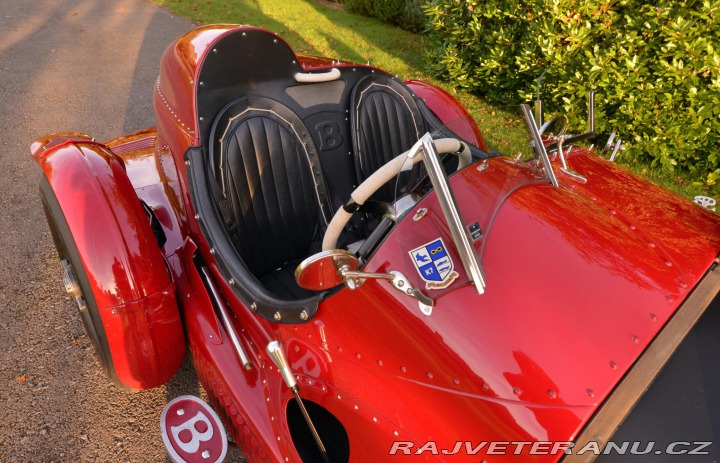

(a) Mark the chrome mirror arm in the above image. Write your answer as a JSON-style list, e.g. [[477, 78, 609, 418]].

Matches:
[[389, 271, 434, 316], [339, 266, 435, 315]]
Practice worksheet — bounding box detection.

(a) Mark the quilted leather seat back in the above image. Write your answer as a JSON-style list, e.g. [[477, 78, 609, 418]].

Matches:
[[210, 97, 330, 277], [350, 75, 425, 202]]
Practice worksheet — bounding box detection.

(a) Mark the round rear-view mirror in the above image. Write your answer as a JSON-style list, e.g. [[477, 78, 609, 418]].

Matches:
[[295, 250, 359, 291]]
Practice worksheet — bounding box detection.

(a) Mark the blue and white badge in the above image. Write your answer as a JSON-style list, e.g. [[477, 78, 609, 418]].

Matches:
[[409, 238, 459, 290]]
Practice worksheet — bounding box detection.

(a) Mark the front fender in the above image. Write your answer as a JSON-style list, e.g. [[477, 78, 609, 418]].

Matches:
[[33, 135, 185, 389]]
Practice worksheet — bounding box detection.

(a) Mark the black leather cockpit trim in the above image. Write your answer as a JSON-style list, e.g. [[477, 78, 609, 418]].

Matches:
[[186, 146, 325, 324]]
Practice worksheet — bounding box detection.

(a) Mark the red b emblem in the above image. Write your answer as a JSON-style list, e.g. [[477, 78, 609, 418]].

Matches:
[[161, 395, 228, 463]]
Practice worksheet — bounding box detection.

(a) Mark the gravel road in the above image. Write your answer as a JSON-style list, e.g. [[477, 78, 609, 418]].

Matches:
[[0, 1, 244, 461]]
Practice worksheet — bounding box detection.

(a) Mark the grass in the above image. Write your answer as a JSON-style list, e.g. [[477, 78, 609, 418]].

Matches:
[[154, 0, 523, 152], [154, 0, 713, 206]]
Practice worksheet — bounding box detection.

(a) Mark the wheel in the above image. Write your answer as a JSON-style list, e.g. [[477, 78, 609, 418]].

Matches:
[[322, 137, 467, 250], [39, 175, 122, 387]]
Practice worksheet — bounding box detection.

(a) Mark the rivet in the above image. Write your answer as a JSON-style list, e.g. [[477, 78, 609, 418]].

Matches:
[[377, 360, 383, 366], [678, 280, 687, 288], [277, 436, 281, 441], [394, 430, 399, 436], [200, 116, 204, 121], [251, 302, 257, 311], [664, 260, 672, 267], [482, 382, 490, 391], [229, 278, 235, 286], [337, 394, 341, 400], [547, 389, 557, 399], [185, 160, 190, 166], [372, 417, 378, 423], [190, 80, 194, 85], [177, 408, 185, 415], [453, 378, 460, 385], [292, 60, 296, 64], [400, 366, 407, 373], [650, 312, 657, 321], [111, 309, 118, 314], [213, 48, 218, 53], [201, 449, 211, 458], [162, 291, 168, 296], [631, 335, 638, 343], [199, 81, 205, 86], [629, 224, 636, 230], [273, 39, 277, 43], [586, 388, 595, 398], [648, 242, 655, 248], [426, 372, 434, 380], [274, 312, 281, 321], [242, 32, 247, 36], [355, 353, 361, 359], [210, 248, 216, 254], [610, 360, 617, 369], [413, 208, 428, 221], [513, 387, 522, 396], [609, 209, 617, 215], [194, 214, 200, 220], [300, 310, 308, 320]]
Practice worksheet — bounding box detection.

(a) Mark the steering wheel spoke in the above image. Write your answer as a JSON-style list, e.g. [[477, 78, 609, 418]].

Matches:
[[322, 137, 467, 251]]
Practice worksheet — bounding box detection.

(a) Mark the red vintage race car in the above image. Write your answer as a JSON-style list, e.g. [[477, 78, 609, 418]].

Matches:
[[32, 24, 720, 463]]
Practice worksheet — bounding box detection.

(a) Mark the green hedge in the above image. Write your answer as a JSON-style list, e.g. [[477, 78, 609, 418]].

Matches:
[[425, 0, 720, 189], [345, 0, 427, 33]]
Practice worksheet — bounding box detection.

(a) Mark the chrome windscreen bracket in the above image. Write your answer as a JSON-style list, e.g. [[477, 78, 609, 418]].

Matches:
[[416, 134, 487, 295], [521, 104, 559, 187]]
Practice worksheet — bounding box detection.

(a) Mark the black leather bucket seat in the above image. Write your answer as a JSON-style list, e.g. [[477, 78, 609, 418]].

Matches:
[[209, 96, 332, 300]]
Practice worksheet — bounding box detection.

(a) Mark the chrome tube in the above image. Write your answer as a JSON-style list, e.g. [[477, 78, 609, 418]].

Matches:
[[418, 134, 486, 294], [521, 104, 559, 187], [201, 267, 253, 370]]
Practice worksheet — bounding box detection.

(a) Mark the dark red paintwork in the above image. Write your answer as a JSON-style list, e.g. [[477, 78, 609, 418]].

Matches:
[[32, 135, 185, 389], [33, 25, 720, 462]]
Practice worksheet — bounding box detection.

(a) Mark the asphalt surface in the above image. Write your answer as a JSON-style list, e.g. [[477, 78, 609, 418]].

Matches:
[[0, 1, 244, 461]]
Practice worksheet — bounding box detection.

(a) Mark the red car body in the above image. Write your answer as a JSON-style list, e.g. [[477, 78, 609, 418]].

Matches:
[[32, 25, 720, 462]]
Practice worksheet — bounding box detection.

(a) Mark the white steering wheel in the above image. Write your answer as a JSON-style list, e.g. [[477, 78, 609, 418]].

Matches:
[[322, 137, 471, 251]]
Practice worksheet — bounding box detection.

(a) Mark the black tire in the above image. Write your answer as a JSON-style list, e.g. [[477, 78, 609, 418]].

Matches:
[[39, 175, 123, 388]]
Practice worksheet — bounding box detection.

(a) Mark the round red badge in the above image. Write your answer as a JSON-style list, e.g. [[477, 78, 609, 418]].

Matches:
[[161, 395, 228, 463]]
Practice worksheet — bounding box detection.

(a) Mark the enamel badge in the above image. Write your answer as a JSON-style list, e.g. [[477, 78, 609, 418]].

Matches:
[[409, 238, 459, 290]]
